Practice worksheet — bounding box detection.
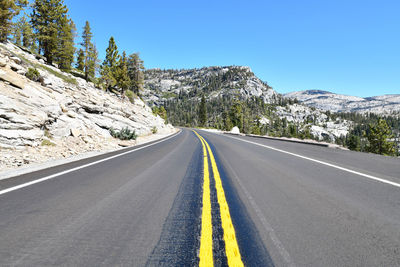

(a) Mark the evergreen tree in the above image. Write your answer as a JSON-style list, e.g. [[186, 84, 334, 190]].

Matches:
[[56, 17, 75, 70], [101, 36, 119, 90], [81, 21, 94, 81], [0, 0, 27, 42], [365, 119, 396, 156], [127, 52, 144, 95], [199, 95, 207, 127], [76, 48, 84, 71], [159, 106, 167, 121], [115, 51, 131, 95], [86, 43, 98, 79], [250, 116, 262, 135], [19, 15, 36, 50], [103, 36, 119, 69], [230, 100, 243, 130], [223, 111, 233, 131], [11, 16, 22, 45], [31, 0, 68, 64], [346, 134, 361, 151]]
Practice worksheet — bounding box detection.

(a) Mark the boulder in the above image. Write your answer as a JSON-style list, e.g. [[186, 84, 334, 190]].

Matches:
[[10, 62, 24, 72], [231, 126, 240, 134], [17, 69, 25, 75], [70, 128, 81, 137], [0, 68, 25, 89], [0, 57, 7, 67], [10, 56, 22, 64]]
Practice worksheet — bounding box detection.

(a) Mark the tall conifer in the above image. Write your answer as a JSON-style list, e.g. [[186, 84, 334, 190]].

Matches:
[[76, 49, 84, 71], [0, 0, 27, 42], [81, 21, 93, 81], [56, 18, 75, 70], [115, 51, 131, 95], [127, 53, 144, 95], [31, 0, 68, 64], [101, 36, 119, 91], [87, 43, 98, 79]]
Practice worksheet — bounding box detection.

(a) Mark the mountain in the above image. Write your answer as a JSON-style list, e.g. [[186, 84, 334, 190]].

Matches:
[[143, 66, 279, 105], [285, 90, 400, 115], [141, 67, 356, 142], [0, 42, 173, 170]]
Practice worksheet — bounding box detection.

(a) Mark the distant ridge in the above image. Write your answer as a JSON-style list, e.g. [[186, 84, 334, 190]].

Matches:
[[285, 90, 400, 114]]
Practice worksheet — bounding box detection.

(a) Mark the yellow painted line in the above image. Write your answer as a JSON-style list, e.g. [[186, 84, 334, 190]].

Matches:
[[195, 131, 244, 267], [194, 131, 214, 267]]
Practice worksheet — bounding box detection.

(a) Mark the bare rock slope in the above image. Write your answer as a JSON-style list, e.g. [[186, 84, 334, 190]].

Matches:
[[285, 90, 400, 115], [0, 42, 174, 170]]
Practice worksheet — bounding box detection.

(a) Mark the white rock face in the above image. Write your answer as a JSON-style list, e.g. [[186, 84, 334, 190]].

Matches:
[[0, 42, 174, 150], [273, 103, 351, 141], [285, 90, 400, 115]]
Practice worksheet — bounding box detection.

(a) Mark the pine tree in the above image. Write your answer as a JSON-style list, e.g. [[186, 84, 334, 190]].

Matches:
[[12, 15, 33, 47], [127, 52, 144, 95], [100, 65, 115, 91], [346, 134, 361, 151], [11, 17, 22, 45], [101, 37, 119, 90], [115, 51, 131, 95], [81, 21, 94, 81], [76, 48, 84, 71], [103, 36, 119, 69], [230, 100, 243, 130], [20, 15, 35, 50], [56, 17, 75, 70], [365, 119, 396, 156], [223, 111, 233, 131], [0, 0, 27, 42], [199, 95, 207, 127], [86, 43, 98, 79], [31, 0, 69, 64], [159, 106, 167, 121]]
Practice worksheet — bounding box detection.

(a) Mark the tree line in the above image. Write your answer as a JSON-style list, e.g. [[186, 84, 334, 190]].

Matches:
[[0, 0, 144, 98], [165, 89, 399, 156]]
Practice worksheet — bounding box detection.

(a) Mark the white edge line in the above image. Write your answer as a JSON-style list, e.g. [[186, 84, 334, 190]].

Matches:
[[224, 134, 400, 188], [0, 130, 182, 196]]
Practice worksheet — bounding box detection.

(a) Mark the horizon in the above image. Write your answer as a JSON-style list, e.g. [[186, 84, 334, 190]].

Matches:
[[61, 0, 400, 98]]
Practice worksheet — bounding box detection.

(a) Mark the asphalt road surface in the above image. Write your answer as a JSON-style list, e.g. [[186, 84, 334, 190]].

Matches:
[[0, 128, 399, 266]]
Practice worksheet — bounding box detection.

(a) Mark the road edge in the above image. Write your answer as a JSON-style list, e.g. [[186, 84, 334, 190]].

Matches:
[[0, 128, 180, 181]]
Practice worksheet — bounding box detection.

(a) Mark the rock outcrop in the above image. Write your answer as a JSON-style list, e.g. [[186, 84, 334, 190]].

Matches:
[[0, 42, 174, 170], [285, 90, 400, 115]]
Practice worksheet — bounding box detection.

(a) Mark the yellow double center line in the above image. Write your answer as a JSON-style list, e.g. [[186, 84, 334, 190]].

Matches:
[[194, 130, 244, 267]]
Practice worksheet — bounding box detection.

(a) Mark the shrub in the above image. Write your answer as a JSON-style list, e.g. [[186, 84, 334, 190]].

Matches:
[[151, 126, 158, 134], [26, 67, 40, 82], [110, 127, 137, 140], [41, 139, 56, 146], [125, 90, 136, 103]]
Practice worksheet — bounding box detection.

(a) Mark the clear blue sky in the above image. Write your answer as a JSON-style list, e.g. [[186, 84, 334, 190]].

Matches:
[[63, 0, 399, 97]]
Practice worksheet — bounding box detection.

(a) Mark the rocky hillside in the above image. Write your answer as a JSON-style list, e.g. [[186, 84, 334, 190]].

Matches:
[[143, 66, 279, 105], [142, 67, 353, 142], [0, 42, 174, 170], [285, 90, 400, 115]]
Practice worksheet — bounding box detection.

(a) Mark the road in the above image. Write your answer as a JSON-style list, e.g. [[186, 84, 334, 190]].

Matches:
[[0, 128, 399, 266]]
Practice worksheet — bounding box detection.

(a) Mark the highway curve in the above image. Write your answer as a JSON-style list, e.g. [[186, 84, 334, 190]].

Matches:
[[0, 128, 399, 266]]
